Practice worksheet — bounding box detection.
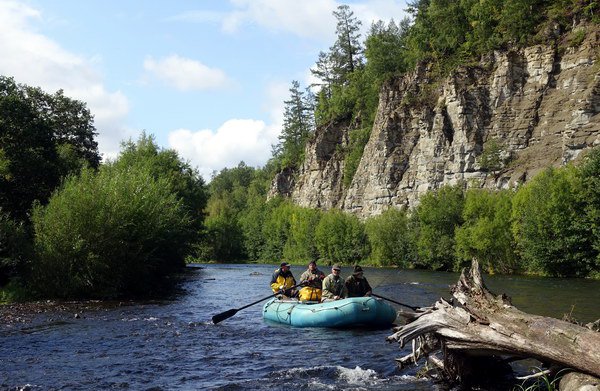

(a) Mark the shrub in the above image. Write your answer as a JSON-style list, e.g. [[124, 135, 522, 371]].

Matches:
[[315, 209, 368, 264], [455, 189, 519, 273], [283, 206, 322, 263], [413, 185, 465, 270], [512, 166, 594, 277], [31, 165, 192, 298], [365, 208, 415, 267], [0, 210, 31, 286]]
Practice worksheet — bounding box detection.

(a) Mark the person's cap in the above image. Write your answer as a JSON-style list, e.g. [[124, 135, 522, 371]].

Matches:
[[309, 260, 317, 266], [280, 262, 290, 267], [353, 265, 363, 275], [332, 264, 341, 271]]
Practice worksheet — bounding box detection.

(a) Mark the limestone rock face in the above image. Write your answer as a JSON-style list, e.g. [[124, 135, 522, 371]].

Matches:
[[285, 121, 349, 210], [275, 26, 600, 219]]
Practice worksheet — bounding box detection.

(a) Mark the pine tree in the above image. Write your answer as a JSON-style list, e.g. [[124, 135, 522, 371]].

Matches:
[[274, 81, 314, 169], [310, 5, 364, 91], [330, 4, 364, 84]]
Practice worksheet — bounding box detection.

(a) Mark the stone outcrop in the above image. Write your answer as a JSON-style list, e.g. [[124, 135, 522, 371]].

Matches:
[[272, 25, 600, 219]]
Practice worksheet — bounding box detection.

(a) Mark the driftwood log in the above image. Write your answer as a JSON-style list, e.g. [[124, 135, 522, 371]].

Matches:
[[387, 259, 600, 389]]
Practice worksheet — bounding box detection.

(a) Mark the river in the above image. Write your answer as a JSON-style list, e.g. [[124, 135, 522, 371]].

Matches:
[[1, 263, 599, 390]]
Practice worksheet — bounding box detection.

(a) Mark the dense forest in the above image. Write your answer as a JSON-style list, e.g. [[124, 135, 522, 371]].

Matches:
[[1, 0, 599, 301], [1, 76, 208, 300], [200, 0, 599, 278]]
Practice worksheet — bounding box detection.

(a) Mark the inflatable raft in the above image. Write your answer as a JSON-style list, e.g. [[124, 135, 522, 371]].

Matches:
[[262, 296, 397, 328]]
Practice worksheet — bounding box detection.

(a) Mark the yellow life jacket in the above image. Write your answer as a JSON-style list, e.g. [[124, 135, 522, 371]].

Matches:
[[299, 286, 322, 302], [270, 268, 296, 294]]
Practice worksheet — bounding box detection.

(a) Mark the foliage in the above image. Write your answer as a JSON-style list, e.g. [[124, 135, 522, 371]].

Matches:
[[272, 81, 314, 170], [328, 4, 364, 85], [312, 5, 370, 126], [24, 85, 100, 170], [364, 19, 411, 83], [115, 133, 208, 229], [512, 166, 595, 277], [578, 148, 600, 273], [0, 76, 100, 221], [480, 139, 509, 174], [365, 208, 416, 267], [0, 210, 31, 286], [0, 279, 29, 303], [413, 185, 465, 270], [315, 209, 368, 264], [196, 162, 274, 262], [31, 164, 193, 299], [283, 206, 322, 263], [260, 199, 295, 262], [455, 189, 518, 273]]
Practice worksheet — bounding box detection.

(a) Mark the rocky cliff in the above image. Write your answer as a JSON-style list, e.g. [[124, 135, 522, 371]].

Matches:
[[271, 25, 600, 219]]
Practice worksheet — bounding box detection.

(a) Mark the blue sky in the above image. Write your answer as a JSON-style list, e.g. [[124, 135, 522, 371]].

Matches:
[[0, 0, 408, 180]]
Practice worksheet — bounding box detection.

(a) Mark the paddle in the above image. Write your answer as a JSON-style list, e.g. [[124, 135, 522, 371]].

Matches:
[[371, 293, 419, 311], [212, 282, 305, 324]]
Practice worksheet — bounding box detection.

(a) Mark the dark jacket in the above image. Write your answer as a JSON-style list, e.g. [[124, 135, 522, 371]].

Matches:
[[345, 275, 372, 297]]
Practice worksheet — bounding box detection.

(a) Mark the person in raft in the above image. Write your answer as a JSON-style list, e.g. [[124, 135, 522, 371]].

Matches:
[[321, 264, 348, 302], [345, 265, 372, 297], [270, 262, 298, 298], [298, 260, 325, 302]]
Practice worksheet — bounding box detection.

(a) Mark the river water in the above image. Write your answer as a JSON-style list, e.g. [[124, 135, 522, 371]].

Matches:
[[1, 263, 599, 390]]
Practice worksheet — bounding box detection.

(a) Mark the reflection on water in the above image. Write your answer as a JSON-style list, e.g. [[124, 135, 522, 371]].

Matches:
[[0, 263, 598, 390]]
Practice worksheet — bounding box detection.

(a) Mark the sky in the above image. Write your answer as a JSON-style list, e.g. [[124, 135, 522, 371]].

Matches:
[[0, 0, 409, 180]]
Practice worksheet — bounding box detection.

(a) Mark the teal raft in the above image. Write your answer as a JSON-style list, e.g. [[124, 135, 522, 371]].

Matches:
[[262, 297, 397, 328]]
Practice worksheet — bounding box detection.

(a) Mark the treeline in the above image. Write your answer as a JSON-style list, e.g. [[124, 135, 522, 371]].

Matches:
[[274, 1, 597, 181], [200, 150, 600, 279], [220, 1, 600, 278], [1, 76, 208, 300]]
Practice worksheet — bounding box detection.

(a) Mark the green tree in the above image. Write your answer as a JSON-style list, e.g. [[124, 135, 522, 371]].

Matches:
[[261, 199, 294, 262], [512, 166, 594, 277], [311, 4, 365, 125], [0, 209, 31, 286], [479, 139, 506, 175], [24, 86, 100, 170], [315, 209, 367, 264], [463, 0, 504, 54], [115, 133, 208, 235], [0, 79, 59, 221], [455, 189, 518, 273], [413, 185, 465, 270], [405, 0, 470, 65], [197, 162, 256, 261], [498, 0, 545, 44], [0, 76, 100, 221], [273, 81, 314, 169], [283, 206, 322, 263], [575, 148, 600, 276], [31, 164, 193, 298], [238, 165, 274, 261], [330, 4, 364, 84], [364, 18, 410, 83], [365, 208, 415, 267]]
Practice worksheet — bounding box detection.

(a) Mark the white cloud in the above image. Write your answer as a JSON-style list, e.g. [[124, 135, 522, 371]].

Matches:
[[143, 55, 230, 91], [352, 0, 410, 32], [0, 0, 132, 160], [222, 0, 409, 41], [168, 119, 279, 180], [223, 0, 338, 40]]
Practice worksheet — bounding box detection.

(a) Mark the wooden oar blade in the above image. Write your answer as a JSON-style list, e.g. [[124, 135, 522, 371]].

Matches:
[[212, 308, 238, 324]]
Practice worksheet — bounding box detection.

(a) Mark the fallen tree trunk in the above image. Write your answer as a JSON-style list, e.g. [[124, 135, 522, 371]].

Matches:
[[387, 259, 600, 389]]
